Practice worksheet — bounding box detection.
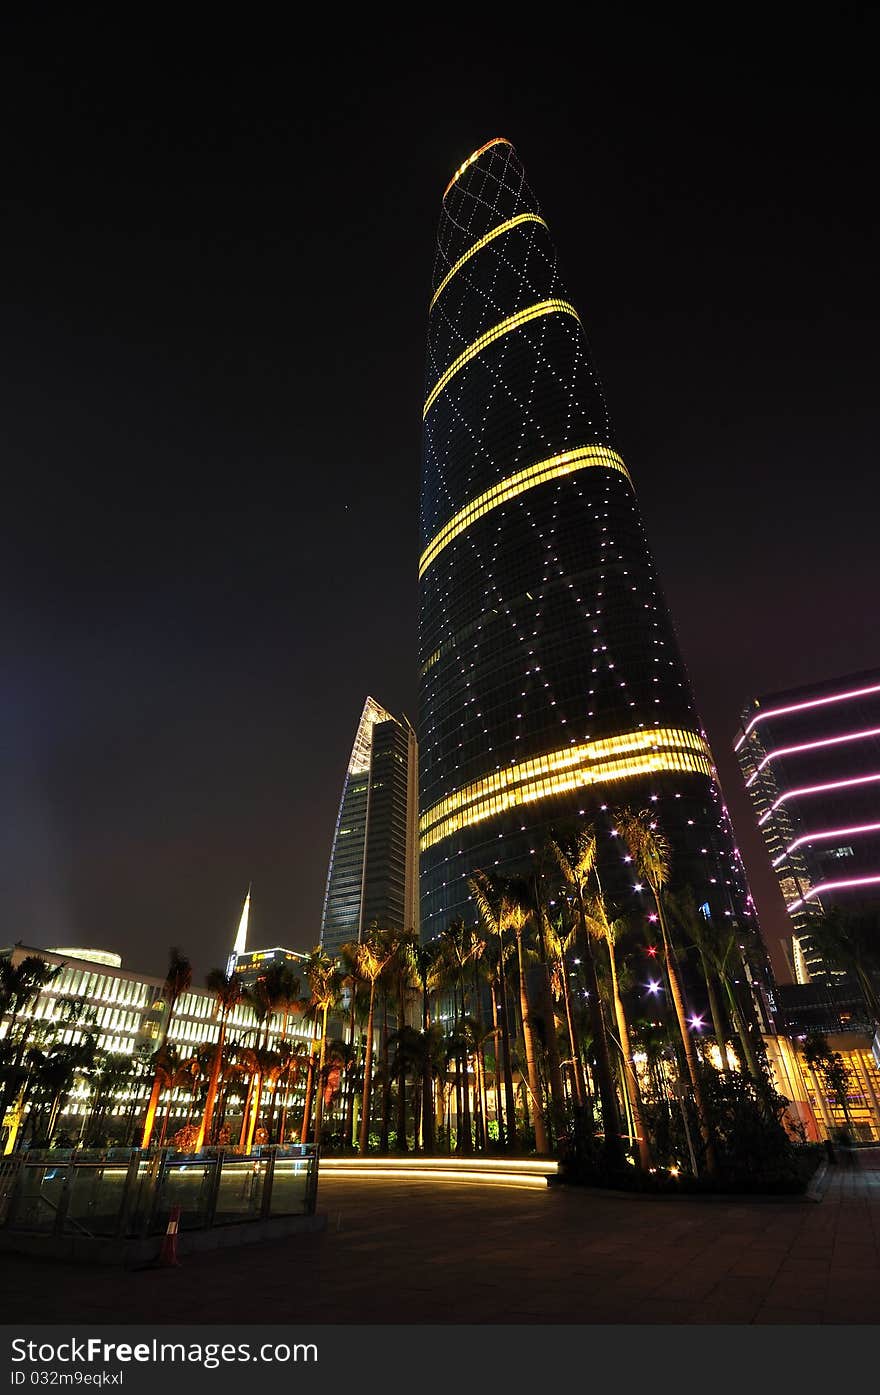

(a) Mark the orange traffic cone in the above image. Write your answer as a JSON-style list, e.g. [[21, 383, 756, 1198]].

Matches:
[[157, 1205, 181, 1267]]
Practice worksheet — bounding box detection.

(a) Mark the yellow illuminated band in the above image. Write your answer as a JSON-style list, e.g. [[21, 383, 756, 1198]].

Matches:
[[430, 214, 548, 311], [418, 444, 631, 579], [419, 728, 713, 851], [443, 137, 513, 200], [423, 299, 580, 419]]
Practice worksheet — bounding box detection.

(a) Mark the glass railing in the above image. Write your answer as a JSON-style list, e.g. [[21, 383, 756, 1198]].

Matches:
[[0, 1145, 319, 1237]]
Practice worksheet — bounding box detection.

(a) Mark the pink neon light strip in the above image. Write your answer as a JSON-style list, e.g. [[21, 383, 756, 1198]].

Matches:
[[746, 725, 880, 786], [787, 874, 880, 913], [771, 820, 880, 868], [740, 680, 880, 742], [758, 771, 880, 826]]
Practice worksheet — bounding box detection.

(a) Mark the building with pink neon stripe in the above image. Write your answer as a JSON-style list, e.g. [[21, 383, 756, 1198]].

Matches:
[[736, 668, 880, 984]]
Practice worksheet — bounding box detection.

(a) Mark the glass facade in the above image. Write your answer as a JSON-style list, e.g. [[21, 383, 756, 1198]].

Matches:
[[320, 697, 418, 957], [736, 668, 880, 983], [419, 138, 760, 958]]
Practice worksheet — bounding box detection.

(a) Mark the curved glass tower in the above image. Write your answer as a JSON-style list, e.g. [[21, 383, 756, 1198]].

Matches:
[[419, 137, 758, 951]]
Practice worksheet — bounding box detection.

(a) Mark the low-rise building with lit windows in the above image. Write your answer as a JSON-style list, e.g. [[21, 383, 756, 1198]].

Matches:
[[0, 943, 313, 1144]]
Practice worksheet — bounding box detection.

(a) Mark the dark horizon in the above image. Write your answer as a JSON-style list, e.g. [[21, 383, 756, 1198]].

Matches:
[[3, 14, 878, 982]]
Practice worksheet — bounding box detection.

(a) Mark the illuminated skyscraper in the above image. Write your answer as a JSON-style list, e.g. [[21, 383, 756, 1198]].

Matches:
[[419, 137, 759, 961], [736, 667, 880, 984], [320, 697, 418, 958]]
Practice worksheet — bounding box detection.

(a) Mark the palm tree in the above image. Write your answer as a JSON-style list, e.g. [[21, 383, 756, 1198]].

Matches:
[[810, 907, 880, 1026], [301, 949, 344, 1146], [549, 831, 625, 1172], [461, 893, 516, 1150], [0, 956, 62, 1135], [248, 962, 302, 1048], [668, 887, 767, 1087], [141, 948, 192, 1147], [410, 938, 444, 1151], [667, 887, 730, 1065], [545, 911, 589, 1110], [15, 1035, 98, 1147], [264, 1040, 307, 1143], [529, 863, 568, 1147], [502, 881, 550, 1155], [614, 808, 716, 1173], [343, 934, 396, 1156], [194, 968, 243, 1151], [583, 893, 652, 1170], [803, 1032, 856, 1134]]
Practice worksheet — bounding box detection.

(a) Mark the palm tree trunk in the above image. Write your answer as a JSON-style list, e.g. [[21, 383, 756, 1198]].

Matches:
[[140, 1070, 165, 1149], [575, 886, 624, 1171], [421, 983, 434, 1153], [560, 958, 587, 1109], [497, 955, 517, 1150], [195, 1013, 228, 1151], [655, 892, 717, 1173], [379, 994, 391, 1152], [158, 1085, 176, 1147], [515, 931, 549, 1153], [490, 982, 504, 1147], [264, 1079, 279, 1144], [701, 953, 729, 1066], [279, 1074, 291, 1146], [239, 1074, 256, 1149], [244, 1073, 263, 1153], [358, 980, 377, 1155], [313, 1005, 329, 1145], [606, 935, 651, 1170], [531, 877, 568, 1147], [300, 1048, 317, 1144], [396, 1053, 408, 1151], [722, 978, 761, 1081], [461, 1045, 473, 1152]]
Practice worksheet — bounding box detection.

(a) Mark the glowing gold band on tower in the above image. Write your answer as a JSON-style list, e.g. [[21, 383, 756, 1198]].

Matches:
[[419, 728, 714, 851], [443, 137, 513, 200], [423, 299, 581, 419], [430, 214, 548, 311], [418, 444, 631, 579]]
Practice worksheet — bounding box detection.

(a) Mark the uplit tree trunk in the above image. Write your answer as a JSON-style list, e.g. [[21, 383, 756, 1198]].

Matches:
[[244, 1073, 263, 1154], [654, 891, 717, 1173], [421, 983, 434, 1154], [514, 929, 549, 1154], [358, 979, 378, 1156], [141, 1073, 164, 1150], [701, 954, 729, 1067], [497, 954, 517, 1151], [574, 886, 624, 1172], [195, 1010, 229, 1152], [490, 983, 504, 1147], [300, 1048, 316, 1145], [313, 1005, 330, 1146], [379, 995, 391, 1152], [560, 957, 587, 1110], [605, 934, 651, 1171]]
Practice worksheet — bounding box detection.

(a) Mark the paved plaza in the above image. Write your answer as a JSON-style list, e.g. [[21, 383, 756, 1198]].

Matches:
[[3, 1153, 880, 1325]]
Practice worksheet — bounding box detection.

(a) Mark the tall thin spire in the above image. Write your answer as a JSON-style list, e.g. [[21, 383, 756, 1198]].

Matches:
[[226, 884, 251, 976]]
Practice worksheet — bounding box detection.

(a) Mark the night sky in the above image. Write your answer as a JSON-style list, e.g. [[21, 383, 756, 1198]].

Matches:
[[3, 13, 878, 983]]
